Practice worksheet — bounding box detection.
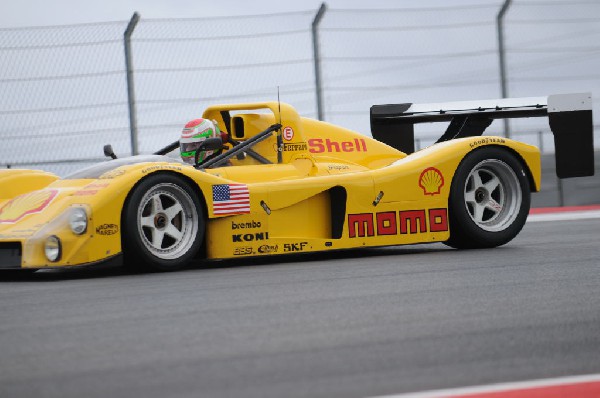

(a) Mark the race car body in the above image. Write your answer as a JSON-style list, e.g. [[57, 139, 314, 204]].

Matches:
[[0, 93, 593, 271]]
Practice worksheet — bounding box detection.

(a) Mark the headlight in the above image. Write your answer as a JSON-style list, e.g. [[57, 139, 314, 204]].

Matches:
[[44, 235, 62, 262], [69, 207, 88, 235]]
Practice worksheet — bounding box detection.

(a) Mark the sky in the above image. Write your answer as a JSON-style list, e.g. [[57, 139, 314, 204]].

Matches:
[[2, 0, 410, 27], [2, 0, 599, 176]]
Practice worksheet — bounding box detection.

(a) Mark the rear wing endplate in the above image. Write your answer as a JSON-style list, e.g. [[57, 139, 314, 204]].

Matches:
[[370, 93, 594, 178]]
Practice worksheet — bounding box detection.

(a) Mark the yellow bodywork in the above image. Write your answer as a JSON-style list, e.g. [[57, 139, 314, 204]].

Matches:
[[0, 102, 541, 269]]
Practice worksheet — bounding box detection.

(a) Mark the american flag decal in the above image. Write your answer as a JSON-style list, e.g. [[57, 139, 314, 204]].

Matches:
[[212, 184, 250, 215]]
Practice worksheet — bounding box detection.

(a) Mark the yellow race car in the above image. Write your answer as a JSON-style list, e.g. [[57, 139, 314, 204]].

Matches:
[[0, 93, 594, 271]]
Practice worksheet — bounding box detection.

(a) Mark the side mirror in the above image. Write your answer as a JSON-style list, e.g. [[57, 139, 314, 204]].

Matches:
[[103, 144, 117, 159]]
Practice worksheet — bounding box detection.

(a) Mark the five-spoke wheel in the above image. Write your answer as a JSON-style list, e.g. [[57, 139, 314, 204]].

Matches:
[[122, 174, 204, 271], [445, 147, 530, 249]]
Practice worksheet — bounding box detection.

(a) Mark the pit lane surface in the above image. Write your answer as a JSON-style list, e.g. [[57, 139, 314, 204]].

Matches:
[[1, 217, 599, 398]]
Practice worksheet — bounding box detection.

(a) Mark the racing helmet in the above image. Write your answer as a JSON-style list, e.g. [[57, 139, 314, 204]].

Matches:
[[179, 118, 221, 165]]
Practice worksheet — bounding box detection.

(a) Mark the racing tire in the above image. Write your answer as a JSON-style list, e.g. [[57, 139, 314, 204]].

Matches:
[[122, 173, 204, 271], [444, 147, 530, 249]]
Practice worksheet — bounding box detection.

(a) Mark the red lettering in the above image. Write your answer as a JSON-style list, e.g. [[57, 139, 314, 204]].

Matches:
[[308, 138, 369, 153], [429, 208, 449, 232], [308, 138, 324, 153], [348, 213, 374, 238], [399, 210, 427, 234], [326, 139, 340, 152], [376, 212, 397, 235]]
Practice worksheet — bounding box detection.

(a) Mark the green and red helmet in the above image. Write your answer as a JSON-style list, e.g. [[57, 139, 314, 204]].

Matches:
[[179, 118, 220, 165]]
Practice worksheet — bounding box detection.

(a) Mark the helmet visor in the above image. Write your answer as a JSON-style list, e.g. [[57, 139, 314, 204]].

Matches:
[[180, 141, 204, 164]]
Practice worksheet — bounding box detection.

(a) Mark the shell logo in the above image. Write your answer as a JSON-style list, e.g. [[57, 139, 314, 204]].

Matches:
[[419, 167, 444, 196], [0, 189, 58, 224]]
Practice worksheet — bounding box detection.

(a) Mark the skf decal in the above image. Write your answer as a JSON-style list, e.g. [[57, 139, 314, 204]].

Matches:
[[258, 244, 278, 254], [0, 189, 58, 224], [282, 126, 294, 141], [419, 167, 444, 196], [232, 232, 269, 242], [96, 224, 118, 235], [348, 208, 448, 238], [284, 242, 308, 252], [308, 138, 367, 153]]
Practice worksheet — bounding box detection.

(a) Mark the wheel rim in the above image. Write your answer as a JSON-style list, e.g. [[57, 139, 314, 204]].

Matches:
[[463, 159, 522, 232], [136, 183, 199, 260]]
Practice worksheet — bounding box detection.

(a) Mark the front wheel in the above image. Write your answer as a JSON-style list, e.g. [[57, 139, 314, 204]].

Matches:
[[122, 174, 204, 271], [445, 147, 530, 249]]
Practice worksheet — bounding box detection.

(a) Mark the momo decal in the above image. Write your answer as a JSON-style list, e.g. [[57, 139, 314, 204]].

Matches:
[[348, 208, 448, 238], [0, 189, 58, 224], [419, 167, 444, 196], [308, 138, 367, 153]]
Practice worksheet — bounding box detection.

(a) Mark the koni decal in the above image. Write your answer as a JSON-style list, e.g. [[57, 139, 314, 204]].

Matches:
[[419, 167, 444, 196], [0, 189, 58, 224], [308, 138, 367, 153], [232, 232, 269, 242], [348, 208, 448, 238]]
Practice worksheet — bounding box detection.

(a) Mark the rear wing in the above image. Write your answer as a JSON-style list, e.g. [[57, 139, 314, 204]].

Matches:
[[370, 93, 594, 178]]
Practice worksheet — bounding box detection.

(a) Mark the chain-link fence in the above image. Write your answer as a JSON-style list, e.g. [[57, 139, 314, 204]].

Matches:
[[1, 1, 599, 177]]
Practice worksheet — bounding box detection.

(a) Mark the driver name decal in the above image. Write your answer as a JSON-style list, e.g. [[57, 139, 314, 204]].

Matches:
[[212, 184, 250, 216]]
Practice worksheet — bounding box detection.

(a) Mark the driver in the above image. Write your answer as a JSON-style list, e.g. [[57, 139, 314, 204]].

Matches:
[[179, 118, 223, 165]]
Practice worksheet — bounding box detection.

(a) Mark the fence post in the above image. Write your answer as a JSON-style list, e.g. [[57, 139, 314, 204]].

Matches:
[[497, 0, 512, 138], [312, 3, 327, 121], [124, 12, 140, 156]]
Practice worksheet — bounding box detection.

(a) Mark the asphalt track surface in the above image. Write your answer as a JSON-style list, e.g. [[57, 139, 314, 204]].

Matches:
[[1, 216, 599, 398]]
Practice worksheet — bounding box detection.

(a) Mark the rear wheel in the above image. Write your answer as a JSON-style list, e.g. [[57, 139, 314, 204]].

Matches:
[[445, 147, 530, 249], [122, 174, 204, 271]]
